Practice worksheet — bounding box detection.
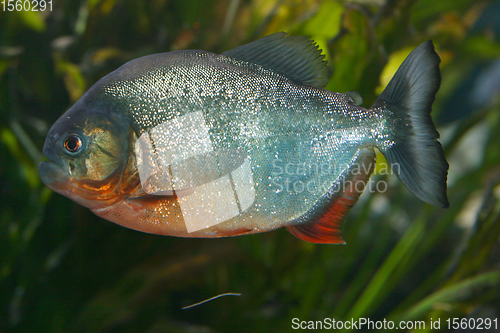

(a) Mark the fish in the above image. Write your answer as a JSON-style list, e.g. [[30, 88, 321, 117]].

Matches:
[[39, 33, 449, 244]]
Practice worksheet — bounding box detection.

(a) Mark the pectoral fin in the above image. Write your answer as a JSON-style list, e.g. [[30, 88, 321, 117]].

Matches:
[[286, 148, 376, 244]]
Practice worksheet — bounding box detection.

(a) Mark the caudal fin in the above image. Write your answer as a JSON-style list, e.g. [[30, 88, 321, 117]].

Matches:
[[373, 41, 449, 208]]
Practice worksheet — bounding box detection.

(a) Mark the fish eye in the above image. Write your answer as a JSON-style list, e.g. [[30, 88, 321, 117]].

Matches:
[[63, 134, 83, 154]]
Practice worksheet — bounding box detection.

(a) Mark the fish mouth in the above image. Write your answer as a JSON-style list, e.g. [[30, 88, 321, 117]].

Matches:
[[38, 161, 97, 209], [39, 160, 71, 194], [39, 160, 123, 210]]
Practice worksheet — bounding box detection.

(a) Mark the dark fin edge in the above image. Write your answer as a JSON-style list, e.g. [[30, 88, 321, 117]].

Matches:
[[222, 32, 331, 88], [373, 41, 449, 208], [286, 148, 376, 244]]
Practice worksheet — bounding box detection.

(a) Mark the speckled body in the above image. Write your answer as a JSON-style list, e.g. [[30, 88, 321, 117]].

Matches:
[[40, 35, 447, 243], [81, 50, 384, 237]]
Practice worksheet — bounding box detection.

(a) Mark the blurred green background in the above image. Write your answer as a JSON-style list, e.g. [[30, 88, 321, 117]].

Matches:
[[1, 0, 500, 332]]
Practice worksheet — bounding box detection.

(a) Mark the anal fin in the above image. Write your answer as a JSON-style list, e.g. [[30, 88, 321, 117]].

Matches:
[[286, 148, 376, 244]]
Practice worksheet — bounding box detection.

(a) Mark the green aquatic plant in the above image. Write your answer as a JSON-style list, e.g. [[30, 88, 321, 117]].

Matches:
[[1, 0, 499, 332]]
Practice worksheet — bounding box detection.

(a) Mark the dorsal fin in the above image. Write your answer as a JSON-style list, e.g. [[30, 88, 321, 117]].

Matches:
[[222, 32, 331, 88], [286, 148, 376, 244]]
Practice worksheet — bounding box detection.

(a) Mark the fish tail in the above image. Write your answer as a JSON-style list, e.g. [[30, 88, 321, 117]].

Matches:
[[372, 41, 449, 208]]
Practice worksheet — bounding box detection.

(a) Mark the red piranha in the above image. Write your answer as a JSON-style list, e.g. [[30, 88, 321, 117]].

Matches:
[[39, 33, 448, 244]]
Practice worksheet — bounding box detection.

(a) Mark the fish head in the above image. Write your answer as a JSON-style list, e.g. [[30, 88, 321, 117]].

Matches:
[[39, 98, 137, 209]]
